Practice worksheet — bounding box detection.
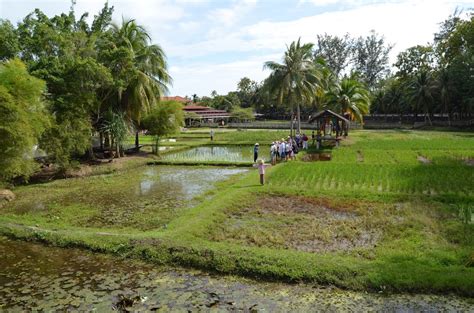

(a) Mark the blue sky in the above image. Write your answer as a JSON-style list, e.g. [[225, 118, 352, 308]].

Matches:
[[0, 0, 471, 97]]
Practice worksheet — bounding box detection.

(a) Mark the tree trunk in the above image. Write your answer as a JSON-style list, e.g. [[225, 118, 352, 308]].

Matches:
[[153, 136, 160, 155], [425, 105, 433, 126], [88, 145, 96, 160], [115, 139, 120, 158], [135, 131, 139, 149], [99, 132, 104, 150], [288, 91, 293, 137], [296, 103, 301, 134], [105, 133, 110, 150], [290, 112, 294, 137]]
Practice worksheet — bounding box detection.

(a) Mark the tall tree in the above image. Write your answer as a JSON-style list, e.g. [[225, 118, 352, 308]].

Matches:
[[407, 71, 436, 125], [108, 18, 171, 149], [314, 33, 353, 78], [352, 30, 393, 90], [394, 45, 435, 78], [237, 77, 258, 108], [264, 38, 320, 134], [0, 20, 19, 60]]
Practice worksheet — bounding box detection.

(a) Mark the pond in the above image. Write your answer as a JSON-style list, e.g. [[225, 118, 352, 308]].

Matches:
[[159, 145, 261, 163], [2, 166, 248, 230], [1, 237, 472, 311]]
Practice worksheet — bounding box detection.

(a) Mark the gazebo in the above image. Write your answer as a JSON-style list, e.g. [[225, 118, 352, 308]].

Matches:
[[308, 110, 350, 148]]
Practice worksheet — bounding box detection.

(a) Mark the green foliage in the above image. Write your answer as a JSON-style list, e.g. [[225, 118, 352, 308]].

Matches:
[[407, 71, 436, 124], [314, 33, 353, 78], [0, 130, 473, 296], [0, 59, 48, 181], [375, 13, 473, 118], [325, 77, 370, 122], [230, 106, 255, 122], [395, 45, 435, 78], [142, 100, 184, 154], [40, 113, 92, 168], [264, 38, 320, 132], [209, 93, 241, 111], [352, 30, 393, 89], [101, 110, 130, 154], [457, 204, 473, 225], [1, 5, 172, 165], [0, 20, 19, 60]]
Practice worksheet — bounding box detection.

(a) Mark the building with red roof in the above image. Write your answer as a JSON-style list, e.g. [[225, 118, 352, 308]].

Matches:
[[162, 96, 231, 126]]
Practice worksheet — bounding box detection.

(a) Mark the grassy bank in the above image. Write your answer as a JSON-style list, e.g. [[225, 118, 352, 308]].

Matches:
[[1, 129, 473, 296]]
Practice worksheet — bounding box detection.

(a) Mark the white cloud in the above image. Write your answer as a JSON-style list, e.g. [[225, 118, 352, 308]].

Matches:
[[207, 0, 258, 28], [169, 53, 280, 96], [169, 0, 460, 61]]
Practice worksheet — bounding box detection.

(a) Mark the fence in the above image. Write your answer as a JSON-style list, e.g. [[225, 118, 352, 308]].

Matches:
[[203, 119, 472, 130], [223, 121, 363, 130]]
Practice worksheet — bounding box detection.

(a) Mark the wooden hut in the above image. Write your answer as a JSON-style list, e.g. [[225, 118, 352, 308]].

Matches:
[[308, 110, 350, 148]]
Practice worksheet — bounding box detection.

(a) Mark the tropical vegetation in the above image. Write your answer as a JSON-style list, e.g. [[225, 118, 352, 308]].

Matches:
[[0, 3, 178, 182]]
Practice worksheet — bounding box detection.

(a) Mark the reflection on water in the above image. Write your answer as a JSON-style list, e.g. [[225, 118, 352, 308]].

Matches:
[[1, 237, 472, 311], [136, 167, 248, 200], [3, 166, 248, 230], [160, 146, 255, 162]]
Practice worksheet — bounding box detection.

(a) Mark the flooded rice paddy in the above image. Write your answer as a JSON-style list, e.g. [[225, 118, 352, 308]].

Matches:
[[1, 237, 472, 311], [2, 166, 247, 230], [159, 146, 256, 163]]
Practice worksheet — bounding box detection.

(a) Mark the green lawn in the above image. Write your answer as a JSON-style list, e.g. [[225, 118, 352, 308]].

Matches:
[[1, 129, 473, 296]]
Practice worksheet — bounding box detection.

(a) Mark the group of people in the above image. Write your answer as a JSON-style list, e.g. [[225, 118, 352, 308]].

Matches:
[[252, 133, 310, 185], [253, 133, 310, 164], [269, 133, 309, 165]]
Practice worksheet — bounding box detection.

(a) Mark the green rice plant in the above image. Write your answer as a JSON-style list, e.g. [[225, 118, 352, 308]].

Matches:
[[160, 146, 255, 163]]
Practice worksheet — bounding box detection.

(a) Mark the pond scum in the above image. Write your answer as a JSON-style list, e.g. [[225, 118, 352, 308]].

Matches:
[[0, 130, 473, 307]]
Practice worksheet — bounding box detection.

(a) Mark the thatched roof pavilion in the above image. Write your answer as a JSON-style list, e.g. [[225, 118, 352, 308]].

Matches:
[[308, 110, 350, 146]]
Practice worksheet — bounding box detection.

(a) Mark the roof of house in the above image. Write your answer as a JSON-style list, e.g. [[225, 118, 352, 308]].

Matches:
[[161, 96, 191, 103], [183, 105, 209, 110], [184, 106, 230, 119], [308, 109, 349, 123]]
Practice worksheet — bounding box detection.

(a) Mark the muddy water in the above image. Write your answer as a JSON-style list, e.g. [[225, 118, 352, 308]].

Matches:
[[160, 146, 255, 163], [1, 238, 472, 312], [4, 166, 248, 230]]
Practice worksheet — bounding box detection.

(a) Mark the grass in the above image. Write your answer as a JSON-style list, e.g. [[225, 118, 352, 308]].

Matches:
[[1, 129, 473, 296]]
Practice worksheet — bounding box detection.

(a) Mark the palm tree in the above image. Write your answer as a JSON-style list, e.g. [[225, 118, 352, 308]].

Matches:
[[264, 38, 320, 135], [311, 57, 336, 113], [407, 71, 435, 125], [110, 19, 171, 149], [325, 77, 370, 123], [435, 67, 453, 125]]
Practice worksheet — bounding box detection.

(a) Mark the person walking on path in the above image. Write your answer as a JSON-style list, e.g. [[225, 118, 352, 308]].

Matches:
[[253, 143, 259, 162], [210, 129, 214, 141], [254, 159, 271, 185]]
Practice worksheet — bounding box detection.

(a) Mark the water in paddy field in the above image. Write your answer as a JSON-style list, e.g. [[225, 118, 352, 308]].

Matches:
[[4, 166, 249, 230], [136, 166, 248, 200], [1, 237, 472, 311], [160, 145, 258, 163]]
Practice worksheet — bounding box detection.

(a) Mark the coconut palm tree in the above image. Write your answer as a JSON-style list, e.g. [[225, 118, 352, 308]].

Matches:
[[264, 38, 320, 135], [110, 19, 171, 148], [407, 71, 436, 125], [325, 77, 370, 123], [435, 67, 453, 125]]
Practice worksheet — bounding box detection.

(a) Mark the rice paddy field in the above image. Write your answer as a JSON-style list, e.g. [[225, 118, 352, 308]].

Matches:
[[1, 129, 473, 300]]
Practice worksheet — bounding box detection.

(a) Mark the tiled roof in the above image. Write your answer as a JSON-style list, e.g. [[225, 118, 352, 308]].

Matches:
[[183, 105, 209, 110], [161, 96, 191, 103]]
